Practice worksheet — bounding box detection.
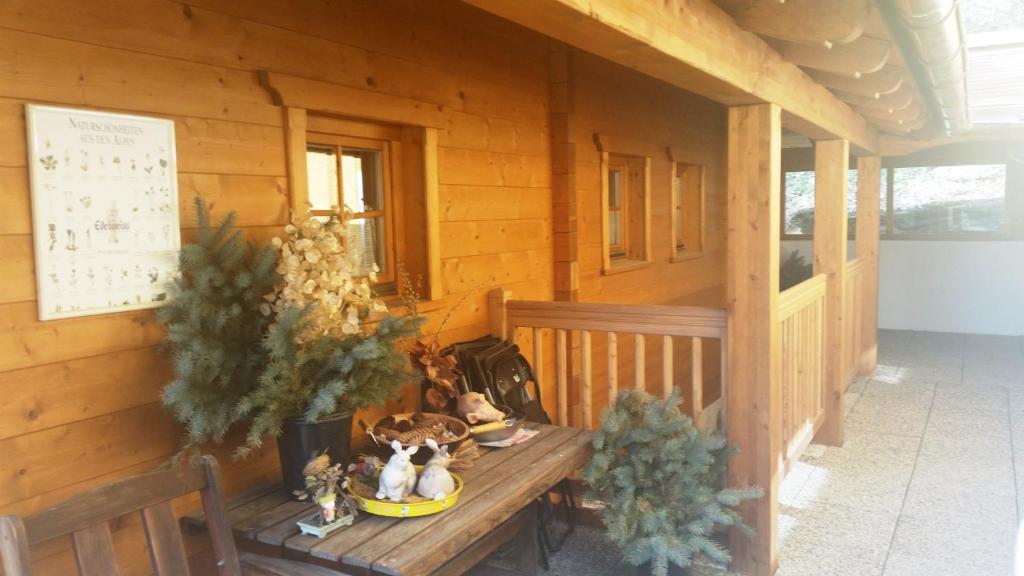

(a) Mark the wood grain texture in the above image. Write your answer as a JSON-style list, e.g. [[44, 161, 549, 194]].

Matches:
[[855, 156, 882, 375], [812, 139, 850, 447], [725, 103, 781, 576]]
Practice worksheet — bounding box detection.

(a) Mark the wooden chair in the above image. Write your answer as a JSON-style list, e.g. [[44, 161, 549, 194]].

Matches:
[[0, 455, 346, 576]]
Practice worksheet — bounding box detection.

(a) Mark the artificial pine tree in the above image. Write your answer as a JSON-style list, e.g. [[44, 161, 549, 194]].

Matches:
[[584, 388, 762, 576], [158, 197, 279, 449]]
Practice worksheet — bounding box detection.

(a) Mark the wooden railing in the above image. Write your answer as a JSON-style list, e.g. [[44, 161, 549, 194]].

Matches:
[[843, 258, 866, 384], [778, 274, 827, 468], [489, 289, 728, 431]]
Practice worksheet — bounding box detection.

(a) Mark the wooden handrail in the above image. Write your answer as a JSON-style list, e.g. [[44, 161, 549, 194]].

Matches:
[[505, 299, 728, 338], [489, 289, 727, 431], [779, 273, 827, 319]]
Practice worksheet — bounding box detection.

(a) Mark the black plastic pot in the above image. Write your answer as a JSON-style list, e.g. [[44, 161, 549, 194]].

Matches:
[[634, 561, 691, 576], [278, 412, 353, 494]]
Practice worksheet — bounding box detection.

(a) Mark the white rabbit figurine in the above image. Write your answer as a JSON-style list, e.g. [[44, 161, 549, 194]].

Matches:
[[376, 440, 418, 502], [416, 438, 456, 500]]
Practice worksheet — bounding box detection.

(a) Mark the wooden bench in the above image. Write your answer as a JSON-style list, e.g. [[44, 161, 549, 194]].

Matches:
[[184, 423, 592, 576], [0, 455, 348, 576]]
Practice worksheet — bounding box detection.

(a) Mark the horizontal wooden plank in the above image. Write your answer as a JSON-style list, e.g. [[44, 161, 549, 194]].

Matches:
[[0, 302, 164, 373], [0, 402, 179, 507], [0, 28, 281, 127], [437, 147, 550, 188], [0, 235, 35, 304], [0, 346, 168, 440], [507, 299, 728, 338], [442, 111, 549, 156], [440, 249, 550, 295], [439, 219, 551, 258], [177, 174, 289, 228], [438, 185, 551, 222]]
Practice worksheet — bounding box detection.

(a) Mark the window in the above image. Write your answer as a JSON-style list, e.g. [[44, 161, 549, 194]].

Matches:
[[783, 168, 886, 238], [889, 164, 1007, 235], [306, 136, 395, 286], [600, 151, 651, 271], [672, 163, 705, 256], [287, 113, 442, 301]]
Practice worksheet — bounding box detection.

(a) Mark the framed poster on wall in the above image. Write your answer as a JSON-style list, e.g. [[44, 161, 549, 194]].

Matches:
[[25, 104, 181, 321]]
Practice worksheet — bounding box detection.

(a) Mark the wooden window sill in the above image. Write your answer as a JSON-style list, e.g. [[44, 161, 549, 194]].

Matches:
[[671, 251, 704, 263], [602, 259, 653, 276]]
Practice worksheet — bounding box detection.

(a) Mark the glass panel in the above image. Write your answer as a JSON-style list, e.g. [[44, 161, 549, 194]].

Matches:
[[674, 174, 684, 247], [784, 171, 815, 235], [346, 216, 387, 277], [892, 164, 1006, 234], [306, 146, 339, 211], [341, 149, 384, 214], [608, 169, 623, 209], [608, 212, 621, 251]]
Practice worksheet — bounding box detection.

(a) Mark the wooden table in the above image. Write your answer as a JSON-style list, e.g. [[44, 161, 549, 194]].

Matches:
[[184, 424, 592, 576]]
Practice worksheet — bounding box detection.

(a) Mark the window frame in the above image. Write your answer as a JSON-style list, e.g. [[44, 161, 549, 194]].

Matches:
[[305, 133, 398, 286], [599, 147, 652, 274], [670, 162, 706, 260], [606, 157, 629, 259]]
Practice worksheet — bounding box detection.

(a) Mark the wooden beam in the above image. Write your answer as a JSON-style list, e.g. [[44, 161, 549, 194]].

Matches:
[[808, 66, 905, 98], [726, 103, 781, 576], [835, 82, 916, 113], [283, 107, 308, 218], [770, 35, 891, 77], [461, 0, 877, 153], [716, 0, 870, 45], [812, 139, 848, 446], [855, 101, 924, 124], [856, 156, 881, 375]]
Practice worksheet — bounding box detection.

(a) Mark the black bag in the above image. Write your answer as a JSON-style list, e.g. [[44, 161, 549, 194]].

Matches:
[[448, 336, 577, 565]]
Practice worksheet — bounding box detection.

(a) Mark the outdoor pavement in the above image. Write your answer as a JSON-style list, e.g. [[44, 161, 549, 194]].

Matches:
[[778, 330, 1024, 576]]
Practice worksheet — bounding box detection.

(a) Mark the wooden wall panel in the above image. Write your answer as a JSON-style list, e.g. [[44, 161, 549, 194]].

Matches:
[[0, 1, 555, 573]]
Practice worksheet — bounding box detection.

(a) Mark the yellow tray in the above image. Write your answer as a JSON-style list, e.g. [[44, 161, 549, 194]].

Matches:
[[348, 468, 464, 518]]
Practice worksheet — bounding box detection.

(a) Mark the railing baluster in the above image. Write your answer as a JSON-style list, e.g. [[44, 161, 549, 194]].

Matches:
[[556, 328, 568, 426], [582, 330, 592, 430], [691, 336, 703, 425], [608, 332, 618, 405], [662, 335, 673, 399], [532, 327, 543, 409], [635, 334, 646, 392]]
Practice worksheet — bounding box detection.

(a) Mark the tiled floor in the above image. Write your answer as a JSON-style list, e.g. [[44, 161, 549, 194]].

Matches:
[[778, 330, 1024, 576]]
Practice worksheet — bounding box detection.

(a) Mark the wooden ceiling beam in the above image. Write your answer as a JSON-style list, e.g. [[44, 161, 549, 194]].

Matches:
[[770, 36, 891, 78], [833, 82, 916, 113], [808, 66, 905, 98], [715, 0, 869, 46], [462, 0, 877, 153], [856, 101, 924, 124]]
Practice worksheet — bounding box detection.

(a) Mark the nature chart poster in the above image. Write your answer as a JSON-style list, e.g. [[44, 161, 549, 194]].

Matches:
[[26, 104, 180, 321]]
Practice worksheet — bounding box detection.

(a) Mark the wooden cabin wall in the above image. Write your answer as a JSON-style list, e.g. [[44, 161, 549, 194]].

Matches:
[[0, 0, 554, 572], [560, 51, 728, 425]]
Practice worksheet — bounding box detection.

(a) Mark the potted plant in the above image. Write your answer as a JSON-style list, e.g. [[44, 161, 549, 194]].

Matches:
[[583, 388, 762, 576], [157, 198, 279, 452], [160, 201, 423, 492]]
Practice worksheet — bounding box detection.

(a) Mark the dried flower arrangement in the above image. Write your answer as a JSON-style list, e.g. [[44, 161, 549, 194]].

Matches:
[[294, 453, 358, 526], [405, 277, 477, 412], [264, 208, 388, 340]]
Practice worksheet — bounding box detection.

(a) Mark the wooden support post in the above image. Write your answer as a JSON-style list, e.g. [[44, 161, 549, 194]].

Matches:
[[856, 156, 881, 376], [488, 288, 511, 341], [726, 103, 781, 576], [813, 139, 849, 447]]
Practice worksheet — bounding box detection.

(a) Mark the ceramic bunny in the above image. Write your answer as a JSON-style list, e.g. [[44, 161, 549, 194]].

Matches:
[[376, 440, 418, 502], [457, 392, 505, 424], [416, 438, 456, 500]]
